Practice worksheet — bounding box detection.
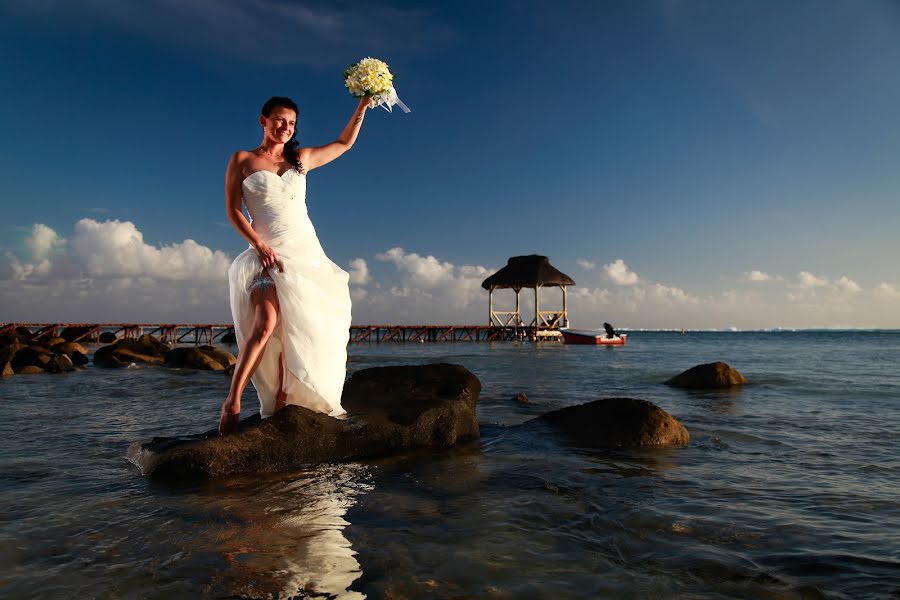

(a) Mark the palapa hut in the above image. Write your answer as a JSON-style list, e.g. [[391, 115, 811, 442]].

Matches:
[[481, 255, 575, 339]]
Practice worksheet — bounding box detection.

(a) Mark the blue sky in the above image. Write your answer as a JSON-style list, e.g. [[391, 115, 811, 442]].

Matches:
[[2, 0, 899, 328]]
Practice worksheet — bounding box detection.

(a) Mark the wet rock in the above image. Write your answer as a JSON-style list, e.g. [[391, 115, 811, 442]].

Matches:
[[224, 363, 235, 377], [513, 392, 529, 404], [15, 365, 45, 375], [1, 361, 13, 377], [10, 346, 53, 370], [533, 397, 690, 448], [220, 332, 237, 344], [128, 363, 481, 480], [94, 334, 170, 368], [52, 342, 89, 366], [665, 362, 748, 389], [165, 346, 235, 371], [43, 353, 74, 373], [98, 332, 118, 343], [47, 337, 66, 346], [14, 326, 33, 338]]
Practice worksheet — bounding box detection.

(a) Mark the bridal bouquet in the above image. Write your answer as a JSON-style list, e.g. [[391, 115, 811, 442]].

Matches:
[[343, 57, 411, 113]]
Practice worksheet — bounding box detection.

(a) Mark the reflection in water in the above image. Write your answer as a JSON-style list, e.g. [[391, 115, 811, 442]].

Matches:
[[209, 463, 371, 599]]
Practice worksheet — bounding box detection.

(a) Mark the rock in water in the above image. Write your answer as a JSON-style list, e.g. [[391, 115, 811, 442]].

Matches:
[[665, 362, 748, 389], [94, 334, 170, 368], [128, 363, 481, 480], [164, 346, 235, 371], [98, 332, 118, 343], [534, 397, 690, 448], [220, 332, 237, 344]]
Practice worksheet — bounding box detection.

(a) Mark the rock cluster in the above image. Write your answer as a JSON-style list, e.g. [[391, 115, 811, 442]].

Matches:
[[128, 363, 481, 480], [93, 334, 172, 368], [0, 333, 85, 375], [665, 362, 749, 389]]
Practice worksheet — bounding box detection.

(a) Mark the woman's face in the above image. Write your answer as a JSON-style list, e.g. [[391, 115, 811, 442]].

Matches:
[[261, 107, 297, 144]]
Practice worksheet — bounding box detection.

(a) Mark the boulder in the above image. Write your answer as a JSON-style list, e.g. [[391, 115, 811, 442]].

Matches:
[[14, 326, 33, 338], [128, 363, 481, 480], [164, 346, 235, 371], [533, 397, 690, 448], [665, 362, 748, 389], [1, 361, 13, 377], [220, 331, 237, 344], [52, 342, 90, 365], [98, 332, 118, 343], [15, 365, 45, 375], [0, 336, 28, 364], [11, 346, 53, 370], [94, 334, 170, 368], [47, 336, 66, 345], [513, 392, 529, 404]]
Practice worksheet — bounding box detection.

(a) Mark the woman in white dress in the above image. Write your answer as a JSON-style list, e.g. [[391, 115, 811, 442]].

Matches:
[[219, 96, 370, 435]]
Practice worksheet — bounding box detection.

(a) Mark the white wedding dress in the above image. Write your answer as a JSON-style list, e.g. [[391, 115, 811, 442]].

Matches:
[[228, 168, 351, 418]]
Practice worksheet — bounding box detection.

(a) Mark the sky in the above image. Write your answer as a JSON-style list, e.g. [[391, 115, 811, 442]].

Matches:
[[1, 0, 899, 329]]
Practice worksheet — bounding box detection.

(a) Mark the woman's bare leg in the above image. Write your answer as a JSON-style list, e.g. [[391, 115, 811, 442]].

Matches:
[[219, 280, 280, 435], [275, 353, 287, 413]]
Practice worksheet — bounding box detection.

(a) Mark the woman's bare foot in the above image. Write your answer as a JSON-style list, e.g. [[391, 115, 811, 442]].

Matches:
[[218, 399, 241, 436]]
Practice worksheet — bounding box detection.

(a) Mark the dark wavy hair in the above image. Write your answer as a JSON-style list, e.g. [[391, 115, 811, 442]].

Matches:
[[261, 96, 303, 173]]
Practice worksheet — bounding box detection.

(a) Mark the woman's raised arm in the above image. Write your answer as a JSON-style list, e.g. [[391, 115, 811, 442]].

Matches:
[[299, 97, 371, 172]]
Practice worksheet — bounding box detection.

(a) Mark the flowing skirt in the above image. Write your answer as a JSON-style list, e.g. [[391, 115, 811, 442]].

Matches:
[[228, 243, 351, 418]]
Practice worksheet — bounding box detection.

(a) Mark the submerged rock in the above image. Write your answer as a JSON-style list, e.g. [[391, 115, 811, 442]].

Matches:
[[513, 392, 529, 404], [533, 397, 690, 448], [128, 363, 481, 480], [94, 334, 170, 368], [665, 362, 748, 389]]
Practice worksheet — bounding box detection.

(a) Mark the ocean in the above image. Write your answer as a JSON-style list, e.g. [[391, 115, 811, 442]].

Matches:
[[1, 331, 898, 599]]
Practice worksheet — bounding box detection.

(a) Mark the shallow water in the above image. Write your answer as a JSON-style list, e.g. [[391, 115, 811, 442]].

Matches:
[[1, 332, 898, 598]]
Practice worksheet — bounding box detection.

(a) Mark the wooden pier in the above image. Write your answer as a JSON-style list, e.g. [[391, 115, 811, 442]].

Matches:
[[1, 323, 553, 344]]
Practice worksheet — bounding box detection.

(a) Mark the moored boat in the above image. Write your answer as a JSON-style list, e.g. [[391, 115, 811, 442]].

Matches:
[[560, 328, 628, 345]]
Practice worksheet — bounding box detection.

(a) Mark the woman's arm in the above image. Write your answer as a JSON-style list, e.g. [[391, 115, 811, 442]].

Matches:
[[299, 97, 371, 172], [225, 152, 283, 271]]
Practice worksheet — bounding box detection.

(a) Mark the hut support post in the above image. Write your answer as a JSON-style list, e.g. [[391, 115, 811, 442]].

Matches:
[[515, 287, 521, 327], [562, 286, 568, 327], [488, 288, 494, 326]]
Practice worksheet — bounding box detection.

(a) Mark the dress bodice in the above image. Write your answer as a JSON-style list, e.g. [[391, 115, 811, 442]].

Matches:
[[242, 169, 313, 245]]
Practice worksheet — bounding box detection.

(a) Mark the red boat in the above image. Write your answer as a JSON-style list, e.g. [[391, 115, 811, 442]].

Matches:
[[560, 328, 628, 345]]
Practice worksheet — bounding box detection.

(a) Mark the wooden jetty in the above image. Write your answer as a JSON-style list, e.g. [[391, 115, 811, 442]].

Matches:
[[1, 323, 538, 344]]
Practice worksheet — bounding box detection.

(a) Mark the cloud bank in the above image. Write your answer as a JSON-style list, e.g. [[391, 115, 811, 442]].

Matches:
[[4, 218, 900, 329]]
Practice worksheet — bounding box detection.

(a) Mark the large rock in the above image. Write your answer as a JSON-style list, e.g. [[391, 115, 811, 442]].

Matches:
[[533, 397, 690, 448], [128, 363, 481, 480], [665, 362, 748, 389], [220, 331, 237, 344], [1, 361, 13, 377], [98, 332, 118, 343], [94, 334, 170, 368], [165, 346, 236, 371], [52, 342, 89, 366]]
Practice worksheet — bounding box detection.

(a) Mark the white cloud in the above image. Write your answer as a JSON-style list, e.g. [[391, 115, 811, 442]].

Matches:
[[877, 283, 900, 302], [2, 219, 232, 321], [347, 258, 370, 285], [576, 258, 596, 270], [25, 223, 65, 261], [603, 259, 640, 285], [834, 276, 861, 294], [741, 269, 773, 282], [798, 271, 830, 288]]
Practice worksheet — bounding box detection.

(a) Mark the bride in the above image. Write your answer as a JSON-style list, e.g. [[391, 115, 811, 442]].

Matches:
[[219, 95, 370, 435]]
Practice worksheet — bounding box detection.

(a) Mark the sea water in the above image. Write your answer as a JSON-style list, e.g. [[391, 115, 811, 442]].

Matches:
[[0, 331, 898, 599]]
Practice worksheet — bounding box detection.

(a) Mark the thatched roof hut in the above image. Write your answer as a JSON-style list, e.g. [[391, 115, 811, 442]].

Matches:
[[481, 255, 574, 337], [481, 255, 575, 290]]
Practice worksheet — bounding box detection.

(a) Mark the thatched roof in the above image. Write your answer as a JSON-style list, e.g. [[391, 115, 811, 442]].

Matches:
[[481, 255, 575, 290]]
